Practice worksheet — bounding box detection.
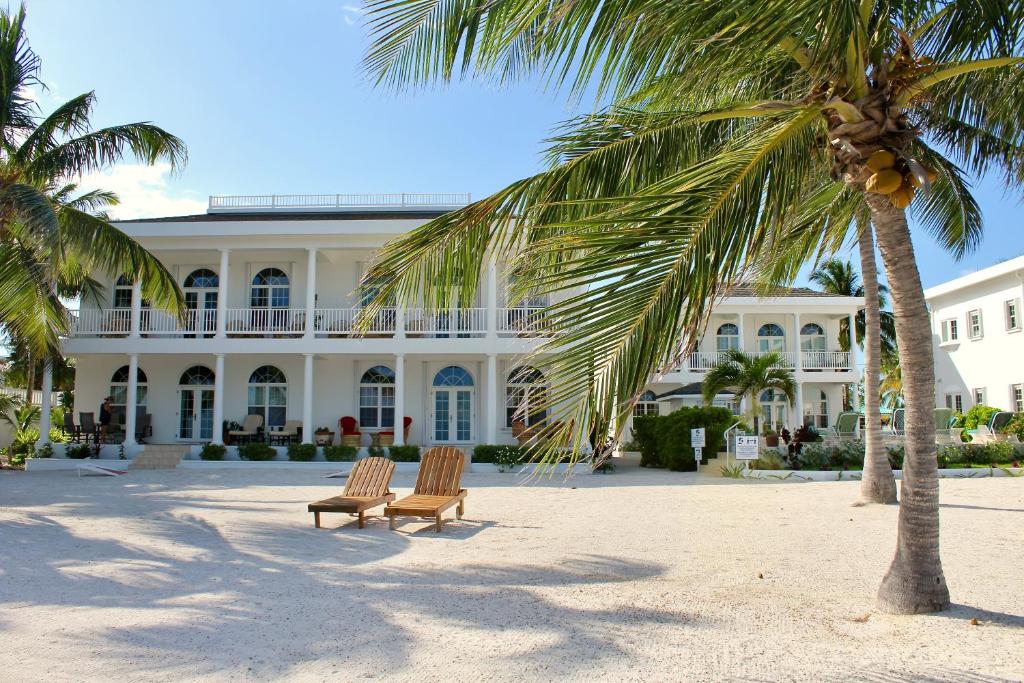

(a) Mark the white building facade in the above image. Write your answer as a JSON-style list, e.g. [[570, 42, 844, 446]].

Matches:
[[47, 194, 863, 452], [925, 255, 1024, 413]]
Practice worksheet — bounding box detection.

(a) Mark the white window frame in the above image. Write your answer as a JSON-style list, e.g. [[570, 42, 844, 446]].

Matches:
[[967, 309, 983, 340], [940, 318, 959, 343], [505, 367, 547, 428], [247, 365, 288, 429], [1005, 299, 1020, 332], [1013, 385, 1024, 413], [973, 387, 985, 406], [359, 365, 395, 430], [715, 323, 740, 352], [632, 390, 660, 418], [945, 392, 963, 413]]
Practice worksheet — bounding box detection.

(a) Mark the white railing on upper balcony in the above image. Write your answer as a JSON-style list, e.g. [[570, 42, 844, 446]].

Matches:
[[207, 193, 472, 212], [69, 308, 131, 337], [686, 351, 728, 371], [497, 307, 550, 336], [406, 308, 487, 337], [747, 351, 796, 367], [139, 309, 217, 336], [314, 308, 397, 335], [225, 308, 306, 336], [800, 350, 852, 370]]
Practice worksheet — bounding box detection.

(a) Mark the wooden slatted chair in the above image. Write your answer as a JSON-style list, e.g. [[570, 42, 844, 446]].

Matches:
[[385, 446, 467, 532], [308, 456, 396, 529]]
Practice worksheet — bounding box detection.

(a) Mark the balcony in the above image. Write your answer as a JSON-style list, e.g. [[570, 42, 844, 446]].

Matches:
[[207, 193, 472, 213], [66, 307, 549, 341], [679, 350, 850, 372]]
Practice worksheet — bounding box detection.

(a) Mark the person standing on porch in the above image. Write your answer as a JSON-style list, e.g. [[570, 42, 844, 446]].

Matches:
[[99, 396, 114, 444]]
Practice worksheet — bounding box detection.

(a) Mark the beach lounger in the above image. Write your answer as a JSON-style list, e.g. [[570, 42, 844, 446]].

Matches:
[[385, 446, 467, 532], [308, 456, 395, 529]]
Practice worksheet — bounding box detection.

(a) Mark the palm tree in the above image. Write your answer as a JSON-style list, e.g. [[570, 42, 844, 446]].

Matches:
[[809, 247, 898, 504], [880, 350, 905, 410], [361, 1, 1022, 613], [0, 5, 187, 355], [701, 350, 797, 435], [809, 258, 896, 356]]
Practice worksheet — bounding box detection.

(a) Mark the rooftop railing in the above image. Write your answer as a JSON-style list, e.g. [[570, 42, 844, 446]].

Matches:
[[207, 193, 472, 212]]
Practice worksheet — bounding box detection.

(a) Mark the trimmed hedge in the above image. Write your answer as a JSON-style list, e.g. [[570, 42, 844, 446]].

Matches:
[[633, 406, 735, 471], [323, 444, 357, 462], [238, 442, 276, 461], [287, 442, 317, 462], [472, 444, 525, 469], [200, 443, 226, 461], [387, 445, 421, 462]]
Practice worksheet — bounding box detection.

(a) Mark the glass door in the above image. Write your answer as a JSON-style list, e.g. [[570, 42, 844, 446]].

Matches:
[[432, 389, 473, 443], [179, 388, 215, 440], [179, 389, 196, 440]]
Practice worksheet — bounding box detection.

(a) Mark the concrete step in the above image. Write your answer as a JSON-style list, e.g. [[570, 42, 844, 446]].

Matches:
[[128, 444, 189, 470]]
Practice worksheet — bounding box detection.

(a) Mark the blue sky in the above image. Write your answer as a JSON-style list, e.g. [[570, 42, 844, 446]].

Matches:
[[23, 0, 1024, 289]]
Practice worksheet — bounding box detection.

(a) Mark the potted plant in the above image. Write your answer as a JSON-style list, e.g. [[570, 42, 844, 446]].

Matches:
[[764, 425, 779, 448], [313, 426, 334, 446]]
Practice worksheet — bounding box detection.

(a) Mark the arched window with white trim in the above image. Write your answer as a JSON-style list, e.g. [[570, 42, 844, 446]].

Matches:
[[759, 389, 789, 429], [359, 365, 395, 429], [800, 323, 826, 351], [505, 366, 547, 427], [110, 365, 147, 426], [633, 390, 659, 418], [716, 323, 740, 352], [113, 275, 133, 309], [248, 365, 287, 428], [757, 323, 786, 353], [250, 268, 290, 308]]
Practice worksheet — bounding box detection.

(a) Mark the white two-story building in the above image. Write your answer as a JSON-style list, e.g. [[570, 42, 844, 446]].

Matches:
[[926, 255, 1024, 413], [51, 194, 862, 453]]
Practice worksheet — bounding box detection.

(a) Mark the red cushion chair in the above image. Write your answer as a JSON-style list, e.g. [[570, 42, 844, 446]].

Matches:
[[379, 417, 413, 442], [339, 416, 360, 435]]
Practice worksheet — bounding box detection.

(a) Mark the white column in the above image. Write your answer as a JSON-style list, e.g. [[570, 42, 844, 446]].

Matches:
[[302, 354, 314, 443], [216, 249, 229, 338], [212, 354, 225, 444], [395, 307, 406, 339], [393, 354, 405, 445], [848, 312, 856, 354], [129, 281, 142, 338], [304, 248, 317, 338], [123, 354, 139, 447], [36, 362, 53, 446], [486, 256, 498, 339], [736, 313, 745, 352], [848, 311, 859, 414], [795, 381, 804, 429], [793, 312, 802, 371], [485, 353, 498, 443]]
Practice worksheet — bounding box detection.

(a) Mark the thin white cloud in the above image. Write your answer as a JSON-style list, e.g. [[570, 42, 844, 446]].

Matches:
[[342, 4, 363, 25], [76, 163, 206, 220]]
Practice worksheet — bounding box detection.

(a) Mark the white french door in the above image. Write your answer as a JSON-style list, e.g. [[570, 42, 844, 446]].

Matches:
[[184, 289, 218, 337], [178, 388, 215, 441], [431, 388, 474, 443]]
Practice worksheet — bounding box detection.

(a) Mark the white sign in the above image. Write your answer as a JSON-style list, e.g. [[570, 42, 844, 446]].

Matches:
[[694, 446, 702, 461], [690, 428, 706, 448], [735, 435, 760, 460]]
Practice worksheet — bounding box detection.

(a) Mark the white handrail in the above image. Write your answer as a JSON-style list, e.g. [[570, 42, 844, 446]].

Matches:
[[208, 193, 472, 212]]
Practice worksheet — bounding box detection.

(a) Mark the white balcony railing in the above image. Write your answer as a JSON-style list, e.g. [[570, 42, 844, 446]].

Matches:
[[687, 351, 727, 371], [69, 308, 131, 337], [801, 350, 852, 371], [497, 307, 549, 336], [407, 308, 486, 337], [208, 193, 471, 212], [747, 351, 796, 367], [225, 308, 306, 336]]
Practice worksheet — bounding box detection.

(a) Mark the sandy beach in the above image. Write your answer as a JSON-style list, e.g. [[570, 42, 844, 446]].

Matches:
[[1, 459, 1021, 682]]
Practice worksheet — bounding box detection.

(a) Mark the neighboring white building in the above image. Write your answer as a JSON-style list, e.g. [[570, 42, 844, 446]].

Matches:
[[925, 255, 1024, 413], [48, 194, 862, 453]]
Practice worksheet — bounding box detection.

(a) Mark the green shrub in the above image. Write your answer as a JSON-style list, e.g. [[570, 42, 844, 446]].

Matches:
[[367, 444, 386, 458], [65, 443, 92, 459], [472, 444, 521, 463], [238, 442, 276, 461], [886, 443, 904, 469], [979, 441, 1015, 465], [962, 404, 999, 431], [287, 442, 317, 462], [35, 443, 55, 459], [635, 406, 735, 471], [798, 443, 831, 470], [323, 444, 358, 462], [387, 445, 420, 462], [753, 450, 786, 470], [935, 443, 962, 468], [836, 441, 865, 469], [200, 443, 227, 461], [1002, 413, 1024, 440]]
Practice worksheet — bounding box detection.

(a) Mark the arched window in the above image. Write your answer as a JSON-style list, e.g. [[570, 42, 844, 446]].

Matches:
[[433, 366, 474, 387], [179, 365, 215, 385], [757, 323, 786, 353], [113, 275, 133, 309], [248, 365, 287, 428], [359, 365, 395, 429], [250, 268, 290, 308], [506, 366, 547, 427], [800, 322, 826, 352], [633, 389, 659, 418], [184, 268, 219, 289], [716, 323, 740, 352], [109, 365, 147, 426], [759, 388, 789, 430]]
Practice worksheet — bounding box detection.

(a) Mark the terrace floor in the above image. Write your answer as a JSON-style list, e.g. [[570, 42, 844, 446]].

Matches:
[[0, 458, 1021, 681]]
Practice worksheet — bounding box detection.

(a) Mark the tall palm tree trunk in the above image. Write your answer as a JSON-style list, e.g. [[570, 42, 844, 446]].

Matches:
[[866, 193, 949, 613], [858, 220, 897, 504]]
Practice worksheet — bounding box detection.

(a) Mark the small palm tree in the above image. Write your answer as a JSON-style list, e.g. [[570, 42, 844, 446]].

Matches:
[[880, 351, 905, 410], [809, 258, 896, 355], [362, 0, 1022, 613], [0, 6, 187, 355], [701, 350, 797, 435]]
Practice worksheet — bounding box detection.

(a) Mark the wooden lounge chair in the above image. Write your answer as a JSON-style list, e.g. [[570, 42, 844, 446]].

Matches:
[[385, 446, 467, 532], [308, 456, 396, 529]]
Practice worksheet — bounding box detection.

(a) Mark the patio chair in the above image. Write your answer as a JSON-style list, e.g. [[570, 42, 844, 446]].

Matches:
[[971, 424, 996, 445], [63, 413, 82, 443], [385, 446, 467, 532], [890, 408, 905, 436], [339, 416, 361, 447], [135, 412, 153, 443], [308, 456, 396, 528], [834, 411, 860, 440], [268, 420, 302, 445], [990, 411, 1014, 439], [229, 414, 264, 443], [378, 416, 413, 446], [79, 412, 98, 443]]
